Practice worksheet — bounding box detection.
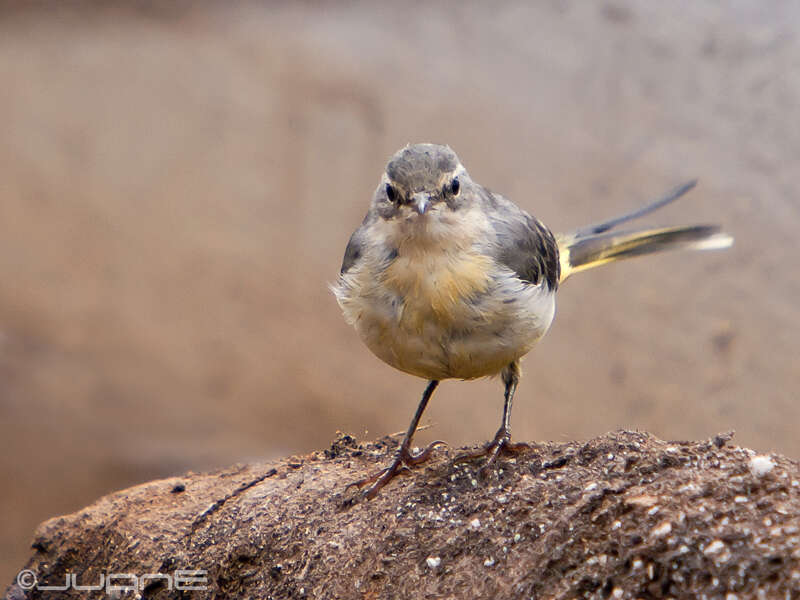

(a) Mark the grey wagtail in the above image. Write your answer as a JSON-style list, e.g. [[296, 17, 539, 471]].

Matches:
[[333, 143, 732, 498]]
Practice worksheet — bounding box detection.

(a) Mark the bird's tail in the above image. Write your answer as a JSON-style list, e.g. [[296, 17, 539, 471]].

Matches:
[[556, 181, 733, 284]]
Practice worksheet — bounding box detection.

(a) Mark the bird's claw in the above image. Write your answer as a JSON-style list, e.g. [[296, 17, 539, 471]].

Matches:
[[455, 427, 529, 475], [347, 440, 447, 499]]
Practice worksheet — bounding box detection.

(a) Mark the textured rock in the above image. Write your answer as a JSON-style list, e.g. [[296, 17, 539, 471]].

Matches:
[[6, 431, 800, 599]]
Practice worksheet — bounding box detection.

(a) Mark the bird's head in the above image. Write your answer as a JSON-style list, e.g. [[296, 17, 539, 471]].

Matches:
[[372, 144, 471, 226]]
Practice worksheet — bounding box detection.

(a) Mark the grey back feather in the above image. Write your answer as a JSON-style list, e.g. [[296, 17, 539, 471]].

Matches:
[[484, 190, 561, 290]]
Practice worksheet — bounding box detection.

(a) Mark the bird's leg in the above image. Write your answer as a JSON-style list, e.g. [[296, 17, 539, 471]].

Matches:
[[348, 380, 445, 499], [457, 361, 529, 471]]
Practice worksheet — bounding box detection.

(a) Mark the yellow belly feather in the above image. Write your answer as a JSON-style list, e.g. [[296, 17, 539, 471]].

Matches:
[[382, 247, 492, 330]]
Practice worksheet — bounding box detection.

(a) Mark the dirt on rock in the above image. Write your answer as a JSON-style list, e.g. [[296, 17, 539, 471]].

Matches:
[[6, 431, 800, 599]]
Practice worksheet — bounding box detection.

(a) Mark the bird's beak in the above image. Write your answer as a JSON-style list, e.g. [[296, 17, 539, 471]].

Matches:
[[411, 192, 431, 215]]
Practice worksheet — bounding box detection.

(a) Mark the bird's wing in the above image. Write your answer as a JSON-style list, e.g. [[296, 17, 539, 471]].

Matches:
[[485, 191, 561, 290], [340, 225, 367, 275]]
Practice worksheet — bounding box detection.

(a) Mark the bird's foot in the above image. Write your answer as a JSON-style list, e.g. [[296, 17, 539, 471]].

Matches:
[[348, 440, 446, 499], [456, 427, 529, 475]]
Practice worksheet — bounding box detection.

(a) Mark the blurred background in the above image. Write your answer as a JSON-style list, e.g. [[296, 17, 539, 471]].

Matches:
[[1, 0, 798, 585]]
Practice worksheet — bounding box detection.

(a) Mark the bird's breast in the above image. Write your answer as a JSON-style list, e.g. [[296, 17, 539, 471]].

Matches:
[[381, 247, 492, 329]]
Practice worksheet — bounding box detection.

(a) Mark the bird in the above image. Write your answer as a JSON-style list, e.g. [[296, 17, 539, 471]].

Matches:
[[332, 143, 732, 498]]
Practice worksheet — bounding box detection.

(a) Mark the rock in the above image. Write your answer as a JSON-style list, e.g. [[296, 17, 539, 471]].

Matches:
[[6, 431, 800, 599]]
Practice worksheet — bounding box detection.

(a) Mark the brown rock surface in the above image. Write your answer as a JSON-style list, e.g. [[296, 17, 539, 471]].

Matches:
[[6, 431, 800, 599]]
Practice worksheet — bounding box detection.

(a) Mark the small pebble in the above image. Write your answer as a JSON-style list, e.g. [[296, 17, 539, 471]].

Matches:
[[426, 556, 441, 569], [651, 521, 672, 538], [749, 455, 775, 477], [704, 540, 726, 556]]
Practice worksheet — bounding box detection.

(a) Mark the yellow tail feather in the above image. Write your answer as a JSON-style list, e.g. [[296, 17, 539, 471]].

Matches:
[[557, 225, 733, 284]]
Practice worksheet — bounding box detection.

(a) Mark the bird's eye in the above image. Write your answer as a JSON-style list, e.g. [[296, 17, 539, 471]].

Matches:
[[385, 183, 397, 202], [450, 178, 460, 196]]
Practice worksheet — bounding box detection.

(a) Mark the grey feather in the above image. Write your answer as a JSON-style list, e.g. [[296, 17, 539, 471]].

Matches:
[[485, 191, 561, 290], [572, 180, 698, 237], [386, 144, 459, 192], [340, 226, 366, 274]]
